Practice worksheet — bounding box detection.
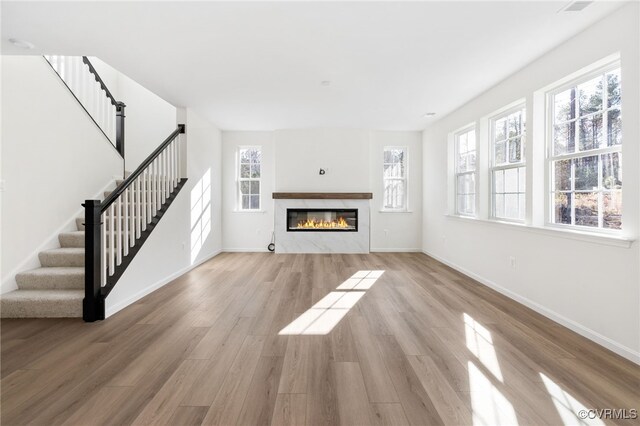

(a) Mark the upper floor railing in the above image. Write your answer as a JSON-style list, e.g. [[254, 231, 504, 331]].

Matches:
[[44, 55, 126, 158]]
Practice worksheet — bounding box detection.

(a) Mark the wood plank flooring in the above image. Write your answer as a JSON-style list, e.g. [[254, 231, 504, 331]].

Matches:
[[1, 252, 638, 425]]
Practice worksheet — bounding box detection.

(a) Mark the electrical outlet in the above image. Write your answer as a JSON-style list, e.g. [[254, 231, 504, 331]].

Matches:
[[509, 256, 516, 269], [384, 229, 389, 237], [182, 242, 186, 250]]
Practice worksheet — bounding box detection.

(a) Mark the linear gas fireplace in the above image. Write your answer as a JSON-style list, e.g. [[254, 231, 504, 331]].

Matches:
[[287, 208, 358, 232]]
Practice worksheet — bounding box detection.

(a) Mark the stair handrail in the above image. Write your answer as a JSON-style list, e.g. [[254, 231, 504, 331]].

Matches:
[[83, 124, 187, 322], [81, 56, 127, 160], [81, 57, 120, 106], [101, 124, 185, 211]]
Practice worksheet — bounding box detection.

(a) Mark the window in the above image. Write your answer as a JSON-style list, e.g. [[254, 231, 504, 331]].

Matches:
[[238, 147, 261, 210], [491, 107, 526, 221], [455, 128, 476, 216], [383, 147, 407, 210], [549, 65, 622, 230]]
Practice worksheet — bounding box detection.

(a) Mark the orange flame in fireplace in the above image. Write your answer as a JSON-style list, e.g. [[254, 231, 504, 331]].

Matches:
[[296, 216, 350, 229]]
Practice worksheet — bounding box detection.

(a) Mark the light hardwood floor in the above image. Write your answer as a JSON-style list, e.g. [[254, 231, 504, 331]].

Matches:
[[1, 252, 638, 425]]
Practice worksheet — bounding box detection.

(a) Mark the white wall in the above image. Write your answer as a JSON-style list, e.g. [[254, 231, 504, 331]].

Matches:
[[370, 131, 422, 251], [106, 108, 222, 315], [221, 129, 422, 252], [274, 129, 370, 192], [1, 56, 123, 293], [222, 131, 275, 251], [422, 3, 639, 362], [90, 58, 177, 171]]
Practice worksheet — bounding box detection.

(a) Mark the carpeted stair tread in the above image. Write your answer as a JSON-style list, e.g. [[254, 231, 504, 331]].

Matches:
[[39, 248, 84, 267], [16, 267, 84, 290], [6, 173, 134, 318], [59, 231, 85, 248], [0, 289, 83, 318]]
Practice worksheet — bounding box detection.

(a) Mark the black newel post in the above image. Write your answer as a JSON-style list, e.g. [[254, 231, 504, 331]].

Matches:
[[83, 200, 104, 322], [116, 101, 126, 161]]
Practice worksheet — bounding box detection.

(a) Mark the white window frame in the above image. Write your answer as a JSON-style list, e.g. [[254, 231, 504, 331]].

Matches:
[[237, 146, 262, 211], [454, 126, 477, 217], [382, 146, 409, 211], [489, 104, 527, 223], [545, 61, 622, 233]]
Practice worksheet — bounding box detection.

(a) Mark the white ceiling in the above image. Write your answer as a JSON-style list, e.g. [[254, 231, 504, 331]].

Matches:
[[1, 1, 627, 131]]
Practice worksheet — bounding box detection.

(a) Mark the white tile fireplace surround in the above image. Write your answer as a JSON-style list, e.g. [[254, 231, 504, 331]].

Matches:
[[273, 193, 371, 253]]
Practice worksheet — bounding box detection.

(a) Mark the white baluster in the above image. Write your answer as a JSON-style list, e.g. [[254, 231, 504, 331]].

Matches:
[[108, 102, 114, 141], [169, 142, 174, 192], [163, 150, 168, 203], [60, 56, 66, 80], [161, 150, 165, 202], [66, 57, 73, 93], [146, 168, 152, 223], [168, 146, 173, 194], [157, 157, 161, 210], [130, 183, 136, 248], [174, 139, 178, 187], [96, 83, 102, 131], [101, 212, 107, 286], [95, 80, 101, 128], [69, 57, 77, 97], [116, 195, 122, 266], [177, 135, 181, 180], [136, 176, 142, 238], [123, 188, 129, 256], [151, 160, 158, 217], [104, 97, 110, 139], [142, 170, 147, 231], [109, 204, 115, 276], [166, 146, 170, 196], [77, 60, 86, 110]]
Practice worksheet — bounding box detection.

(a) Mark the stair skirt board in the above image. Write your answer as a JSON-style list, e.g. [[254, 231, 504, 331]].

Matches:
[[1, 173, 184, 319]]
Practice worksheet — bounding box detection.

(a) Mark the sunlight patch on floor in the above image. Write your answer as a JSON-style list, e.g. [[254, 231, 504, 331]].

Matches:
[[464, 313, 503, 381], [279, 270, 384, 335], [540, 373, 604, 426], [468, 361, 518, 426]]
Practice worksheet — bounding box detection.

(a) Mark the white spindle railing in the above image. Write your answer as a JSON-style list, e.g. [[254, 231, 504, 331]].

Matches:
[[98, 132, 183, 286], [44, 55, 117, 146]]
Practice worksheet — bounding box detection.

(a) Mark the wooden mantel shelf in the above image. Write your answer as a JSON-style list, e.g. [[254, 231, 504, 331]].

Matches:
[[272, 192, 373, 200]]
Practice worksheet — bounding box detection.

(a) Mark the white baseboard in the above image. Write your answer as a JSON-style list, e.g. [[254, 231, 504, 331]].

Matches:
[[421, 249, 640, 365], [370, 248, 422, 252], [222, 248, 271, 252], [105, 249, 222, 318], [1, 179, 118, 295]]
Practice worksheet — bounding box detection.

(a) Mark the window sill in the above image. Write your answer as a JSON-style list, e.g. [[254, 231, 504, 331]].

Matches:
[[233, 209, 267, 214], [379, 209, 414, 213], [444, 214, 634, 248]]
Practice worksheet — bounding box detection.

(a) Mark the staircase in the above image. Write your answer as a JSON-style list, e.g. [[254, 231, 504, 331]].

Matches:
[[2, 55, 187, 321], [1, 179, 120, 317]]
